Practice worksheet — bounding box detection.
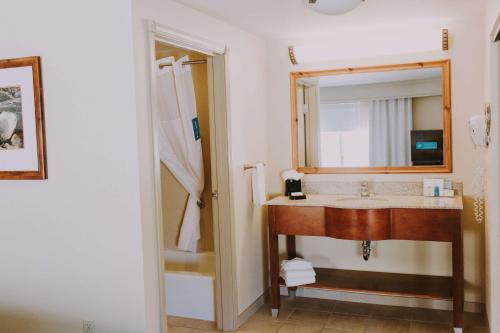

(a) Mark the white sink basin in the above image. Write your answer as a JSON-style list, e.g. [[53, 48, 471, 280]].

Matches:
[[335, 197, 388, 203]]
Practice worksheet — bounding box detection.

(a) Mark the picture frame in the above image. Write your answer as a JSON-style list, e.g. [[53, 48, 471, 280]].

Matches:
[[0, 56, 47, 179]]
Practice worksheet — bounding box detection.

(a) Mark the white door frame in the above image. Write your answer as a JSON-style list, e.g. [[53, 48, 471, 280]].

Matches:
[[146, 20, 239, 332]]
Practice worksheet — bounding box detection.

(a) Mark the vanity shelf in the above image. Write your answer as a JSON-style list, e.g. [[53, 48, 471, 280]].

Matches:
[[279, 268, 453, 300]]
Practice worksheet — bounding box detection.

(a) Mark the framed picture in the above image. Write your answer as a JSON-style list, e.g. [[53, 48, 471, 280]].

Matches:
[[0, 56, 47, 179]]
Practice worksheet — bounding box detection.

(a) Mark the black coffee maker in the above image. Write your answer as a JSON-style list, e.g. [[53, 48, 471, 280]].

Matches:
[[285, 179, 306, 200]]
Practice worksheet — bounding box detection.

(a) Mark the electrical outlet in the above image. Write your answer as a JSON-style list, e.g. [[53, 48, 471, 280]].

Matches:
[[83, 320, 95, 333]]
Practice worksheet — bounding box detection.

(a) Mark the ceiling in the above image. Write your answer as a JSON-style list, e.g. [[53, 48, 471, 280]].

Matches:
[[173, 0, 484, 40]]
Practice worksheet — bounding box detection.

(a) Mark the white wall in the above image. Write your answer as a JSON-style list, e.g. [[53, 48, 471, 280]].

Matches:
[[131, 0, 269, 317], [267, 4, 487, 303], [0, 1, 148, 332], [484, 0, 500, 330]]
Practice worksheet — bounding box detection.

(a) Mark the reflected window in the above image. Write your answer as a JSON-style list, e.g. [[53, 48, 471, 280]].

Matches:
[[319, 102, 369, 167]]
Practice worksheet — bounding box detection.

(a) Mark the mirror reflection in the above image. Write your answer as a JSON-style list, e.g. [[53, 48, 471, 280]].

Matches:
[[296, 68, 444, 168]]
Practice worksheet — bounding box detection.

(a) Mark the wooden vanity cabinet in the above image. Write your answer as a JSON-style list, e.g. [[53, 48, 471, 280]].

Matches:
[[268, 204, 463, 330], [325, 208, 391, 240]]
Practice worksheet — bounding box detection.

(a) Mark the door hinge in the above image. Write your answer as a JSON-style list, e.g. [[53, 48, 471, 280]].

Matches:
[[211, 190, 218, 199]]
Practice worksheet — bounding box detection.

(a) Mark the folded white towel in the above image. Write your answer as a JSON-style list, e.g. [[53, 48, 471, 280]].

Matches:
[[280, 169, 304, 181], [252, 163, 267, 206], [281, 258, 313, 270], [280, 270, 316, 280], [281, 276, 316, 287]]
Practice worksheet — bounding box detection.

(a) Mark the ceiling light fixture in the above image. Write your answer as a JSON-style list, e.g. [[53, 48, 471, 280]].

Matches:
[[288, 27, 449, 65], [308, 0, 365, 16]]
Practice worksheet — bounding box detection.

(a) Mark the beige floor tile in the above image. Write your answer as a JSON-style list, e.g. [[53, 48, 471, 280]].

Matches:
[[175, 305, 489, 333], [365, 318, 410, 333], [253, 304, 295, 323], [277, 322, 324, 333], [286, 309, 331, 325], [408, 322, 452, 333], [288, 297, 338, 313], [331, 301, 376, 317], [410, 308, 453, 324], [369, 304, 412, 320], [464, 326, 490, 333], [236, 320, 282, 333], [168, 316, 216, 330], [321, 329, 362, 333], [168, 326, 192, 333], [324, 313, 368, 332]]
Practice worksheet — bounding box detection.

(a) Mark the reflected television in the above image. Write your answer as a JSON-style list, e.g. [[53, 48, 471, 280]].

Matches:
[[411, 130, 444, 165]]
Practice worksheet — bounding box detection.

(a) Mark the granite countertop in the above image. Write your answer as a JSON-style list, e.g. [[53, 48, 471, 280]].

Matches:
[[266, 194, 463, 210]]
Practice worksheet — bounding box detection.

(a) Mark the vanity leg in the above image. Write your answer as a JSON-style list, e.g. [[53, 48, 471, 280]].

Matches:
[[286, 235, 298, 297], [268, 206, 280, 318], [286, 235, 297, 259], [452, 217, 464, 330]]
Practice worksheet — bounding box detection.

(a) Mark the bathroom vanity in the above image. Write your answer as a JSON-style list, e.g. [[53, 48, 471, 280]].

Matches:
[[273, 59, 464, 331], [267, 194, 464, 330]]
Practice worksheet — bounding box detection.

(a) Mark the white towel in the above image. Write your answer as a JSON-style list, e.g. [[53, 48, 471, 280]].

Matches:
[[252, 163, 266, 206], [280, 269, 316, 280], [281, 258, 313, 270], [281, 169, 304, 181], [281, 276, 316, 287]]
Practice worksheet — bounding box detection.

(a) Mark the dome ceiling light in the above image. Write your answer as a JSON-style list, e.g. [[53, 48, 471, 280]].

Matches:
[[308, 0, 365, 16]]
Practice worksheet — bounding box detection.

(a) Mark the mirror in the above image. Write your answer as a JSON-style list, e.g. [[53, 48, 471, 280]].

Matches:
[[291, 60, 451, 174]]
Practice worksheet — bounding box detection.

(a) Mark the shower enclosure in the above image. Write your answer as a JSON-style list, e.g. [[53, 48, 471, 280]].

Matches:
[[148, 22, 237, 331]]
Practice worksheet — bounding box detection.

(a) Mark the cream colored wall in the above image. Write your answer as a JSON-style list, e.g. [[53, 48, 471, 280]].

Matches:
[[266, 7, 486, 303], [0, 1, 149, 332], [412, 96, 443, 130], [484, 0, 500, 329], [132, 0, 269, 317], [155, 45, 214, 252]]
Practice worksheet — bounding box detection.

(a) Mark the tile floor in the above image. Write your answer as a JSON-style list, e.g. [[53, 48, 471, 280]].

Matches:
[[168, 296, 490, 333]]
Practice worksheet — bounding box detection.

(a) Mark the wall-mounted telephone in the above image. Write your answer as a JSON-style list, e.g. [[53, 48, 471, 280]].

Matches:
[[469, 104, 491, 223]]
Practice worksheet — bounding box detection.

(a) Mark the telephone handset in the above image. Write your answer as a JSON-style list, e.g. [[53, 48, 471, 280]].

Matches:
[[469, 104, 491, 223]]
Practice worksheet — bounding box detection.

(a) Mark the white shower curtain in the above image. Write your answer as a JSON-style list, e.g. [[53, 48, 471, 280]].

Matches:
[[369, 98, 412, 167], [156, 56, 204, 252]]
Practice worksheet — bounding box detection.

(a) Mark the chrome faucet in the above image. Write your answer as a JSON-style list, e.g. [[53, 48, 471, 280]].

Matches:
[[360, 181, 370, 197]]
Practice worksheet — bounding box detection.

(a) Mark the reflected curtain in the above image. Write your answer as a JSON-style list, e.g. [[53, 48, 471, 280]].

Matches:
[[369, 98, 412, 167]]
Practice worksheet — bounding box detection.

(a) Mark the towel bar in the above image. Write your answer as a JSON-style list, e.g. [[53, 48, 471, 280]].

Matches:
[[243, 162, 266, 171]]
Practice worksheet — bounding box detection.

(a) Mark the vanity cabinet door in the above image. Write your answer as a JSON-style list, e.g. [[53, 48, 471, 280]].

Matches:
[[391, 209, 460, 242], [273, 206, 326, 236], [325, 208, 391, 240]]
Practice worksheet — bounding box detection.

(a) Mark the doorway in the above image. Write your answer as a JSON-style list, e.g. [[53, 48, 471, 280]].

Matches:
[[147, 23, 238, 332]]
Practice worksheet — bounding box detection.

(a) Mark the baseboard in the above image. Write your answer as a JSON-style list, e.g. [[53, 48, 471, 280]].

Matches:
[[280, 286, 484, 313], [236, 293, 266, 329]]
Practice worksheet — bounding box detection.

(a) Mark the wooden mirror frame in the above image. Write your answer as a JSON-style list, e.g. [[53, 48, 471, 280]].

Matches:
[[290, 59, 452, 174]]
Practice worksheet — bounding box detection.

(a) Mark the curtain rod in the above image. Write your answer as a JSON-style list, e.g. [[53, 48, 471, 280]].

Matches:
[[159, 59, 207, 68]]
